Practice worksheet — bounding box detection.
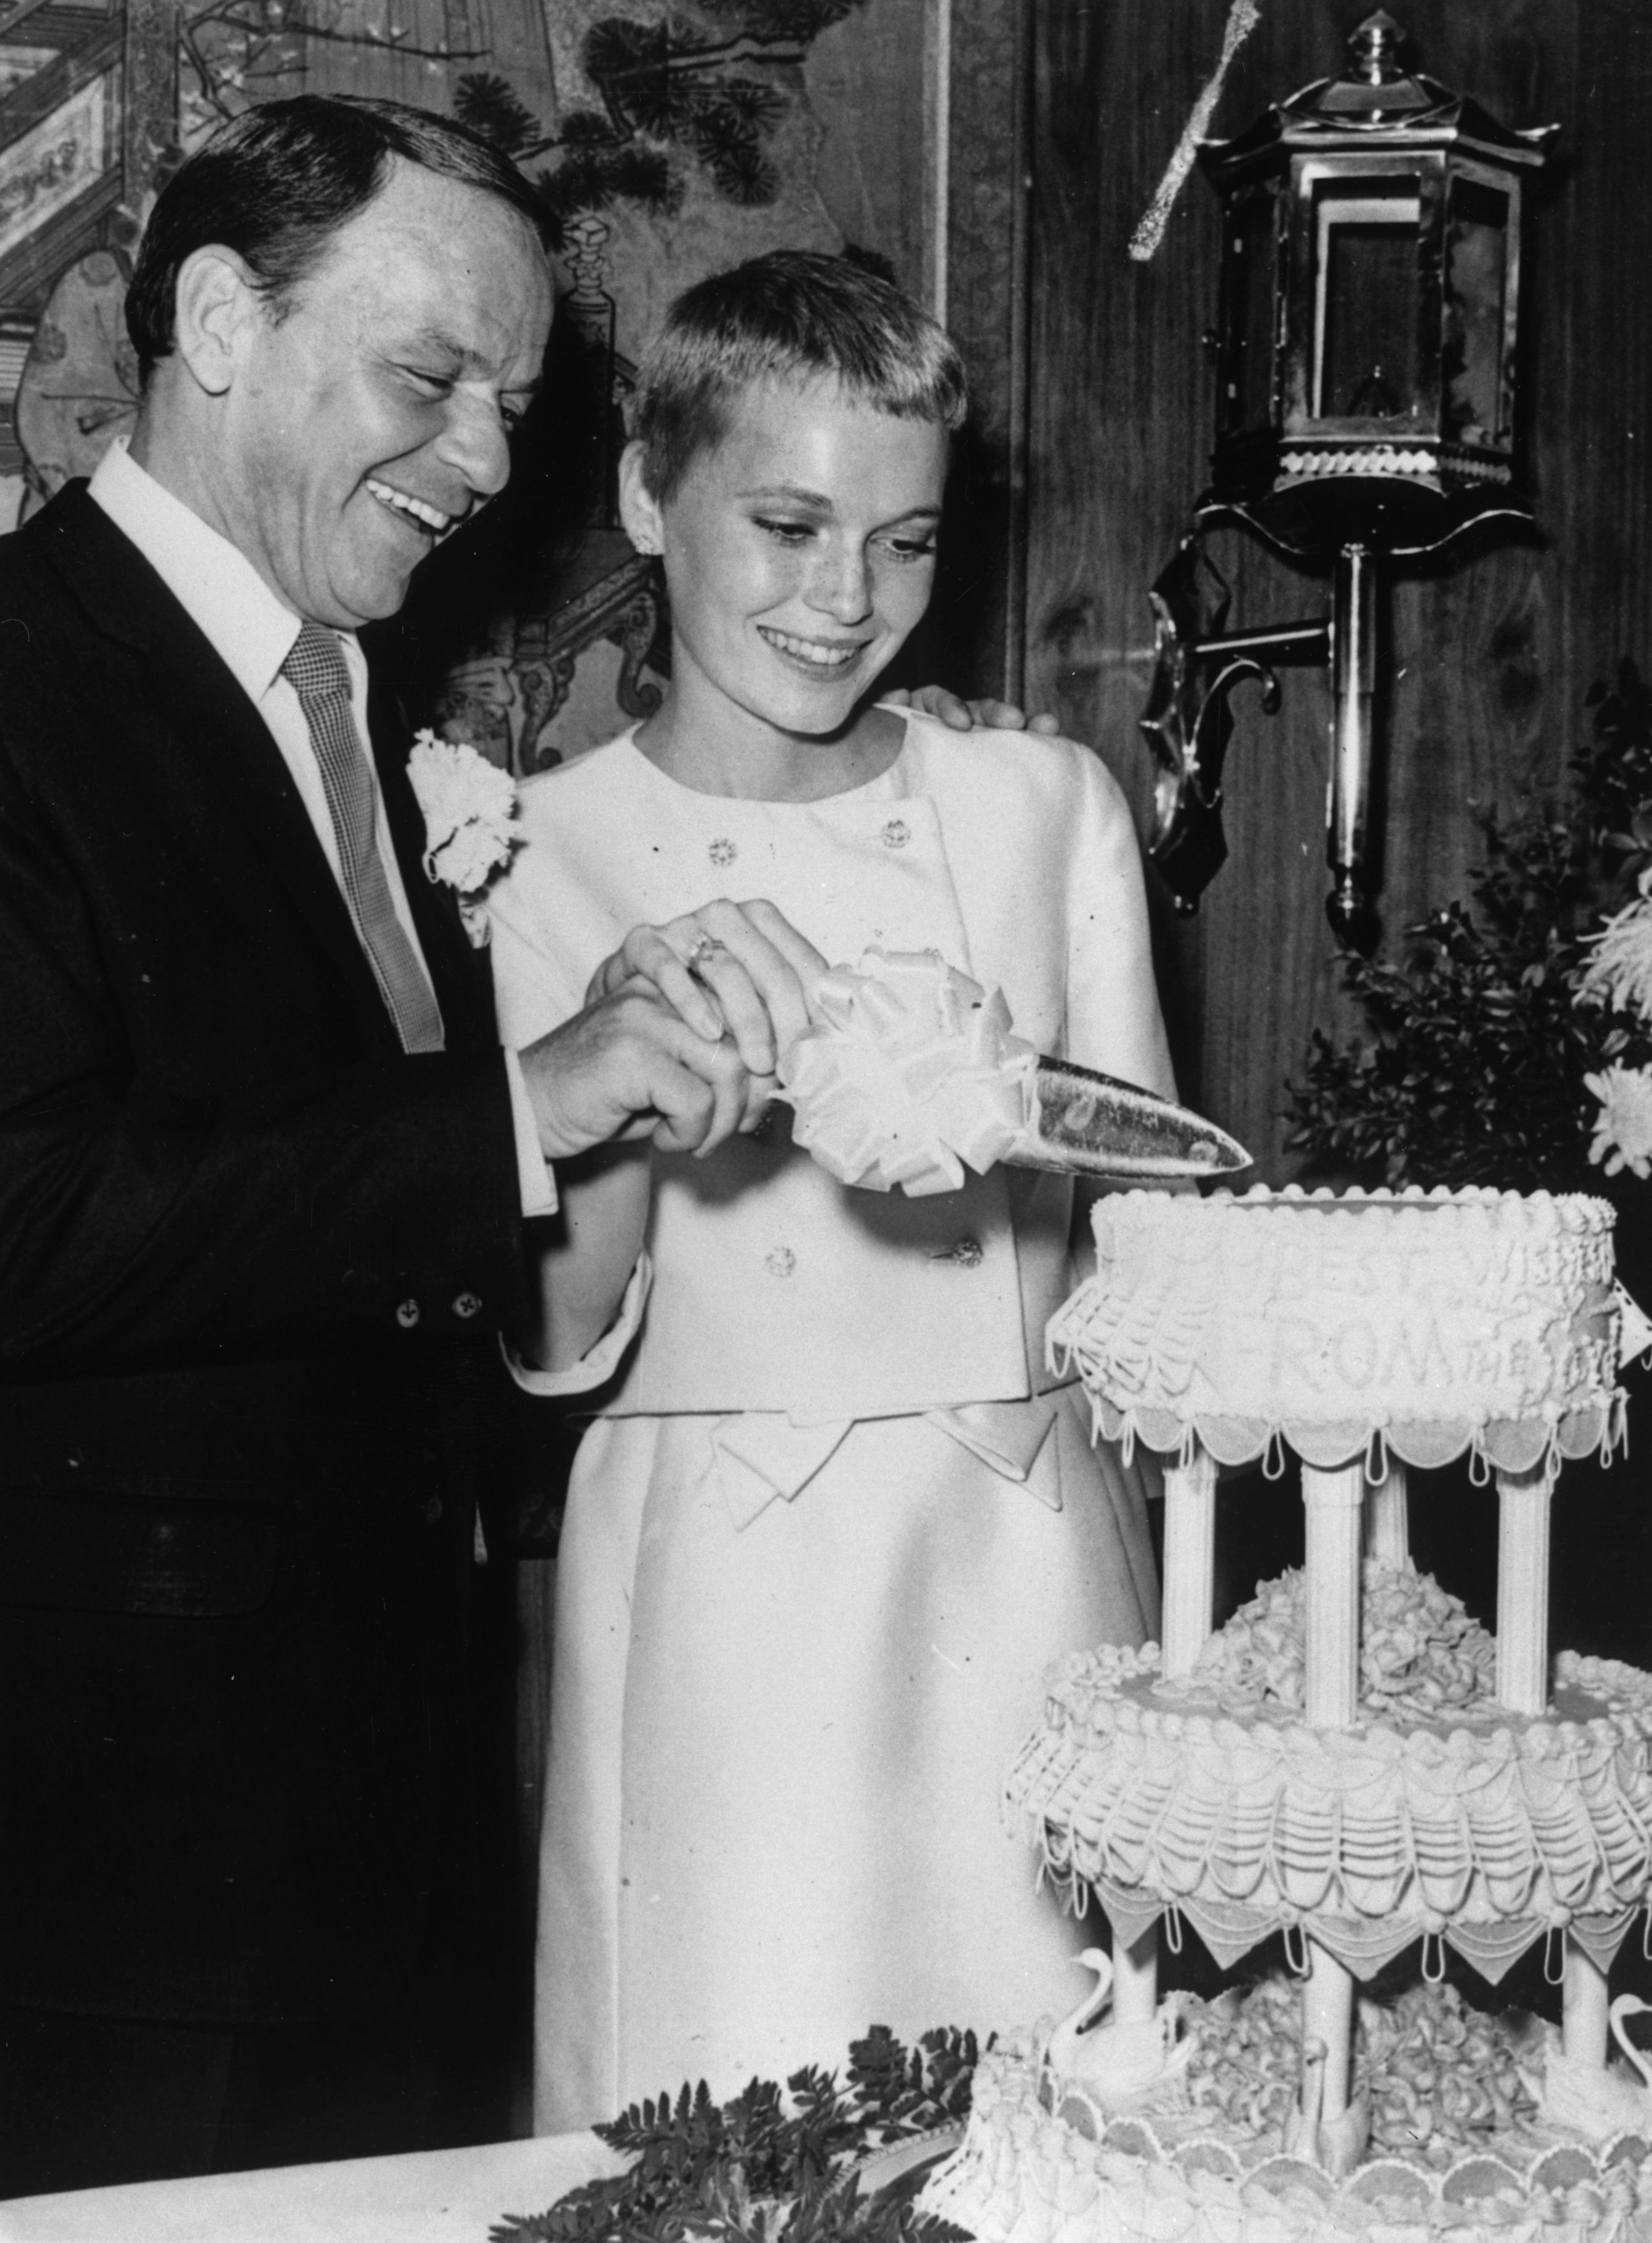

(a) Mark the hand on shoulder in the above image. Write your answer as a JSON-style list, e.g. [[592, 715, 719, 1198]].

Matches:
[[894, 684, 1064, 736]]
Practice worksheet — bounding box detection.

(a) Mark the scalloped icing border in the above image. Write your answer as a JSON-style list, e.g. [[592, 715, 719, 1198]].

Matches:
[[1005, 1653, 1652, 1974], [1072, 1386, 1626, 1481], [919, 2044, 1652, 2243]]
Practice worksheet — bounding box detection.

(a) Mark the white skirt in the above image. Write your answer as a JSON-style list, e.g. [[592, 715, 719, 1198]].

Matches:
[[532, 1385, 1159, 2131]]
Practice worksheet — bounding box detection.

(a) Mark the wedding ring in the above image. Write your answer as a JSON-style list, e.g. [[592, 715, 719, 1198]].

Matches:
[[683, 933, 726, 973]]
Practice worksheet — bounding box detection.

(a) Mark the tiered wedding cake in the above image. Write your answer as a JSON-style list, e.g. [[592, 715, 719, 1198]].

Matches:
[[921, 1186, 1652, 2243]]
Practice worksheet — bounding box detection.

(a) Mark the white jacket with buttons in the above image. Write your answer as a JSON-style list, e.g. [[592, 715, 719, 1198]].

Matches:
[[487, 707, 1176, 1425]]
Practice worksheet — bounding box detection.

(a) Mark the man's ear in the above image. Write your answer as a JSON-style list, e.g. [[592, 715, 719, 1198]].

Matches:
[[618, 440, 666, 556], [171, 246, 264, 398]]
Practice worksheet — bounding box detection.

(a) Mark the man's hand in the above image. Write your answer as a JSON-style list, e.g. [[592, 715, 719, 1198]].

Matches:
[[586, 897, 828, 1113], [895, 684, 1063, 736], [519, 978, 758, 1161]]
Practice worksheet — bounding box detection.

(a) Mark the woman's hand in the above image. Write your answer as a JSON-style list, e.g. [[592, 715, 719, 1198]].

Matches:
[[586, 898, 829, 1122], [893, 685, 1063, 736]]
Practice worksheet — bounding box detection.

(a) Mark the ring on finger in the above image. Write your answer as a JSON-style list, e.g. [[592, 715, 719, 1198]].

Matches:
[[683, 933, 726, 972]]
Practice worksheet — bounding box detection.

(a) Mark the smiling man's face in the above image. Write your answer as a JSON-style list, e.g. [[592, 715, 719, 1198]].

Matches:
[[212, 159, 552, 630]]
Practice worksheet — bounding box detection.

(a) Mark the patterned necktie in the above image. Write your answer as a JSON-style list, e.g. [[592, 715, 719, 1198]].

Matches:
[[282, 623, 445, 1054]]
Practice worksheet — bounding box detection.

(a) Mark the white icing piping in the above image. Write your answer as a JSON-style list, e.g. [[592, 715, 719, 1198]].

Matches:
[[1063, 1376, 1626, 1487]]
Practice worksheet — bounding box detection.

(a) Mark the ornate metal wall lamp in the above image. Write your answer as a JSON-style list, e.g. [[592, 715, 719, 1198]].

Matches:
[[1140, 12, 1554, 948]]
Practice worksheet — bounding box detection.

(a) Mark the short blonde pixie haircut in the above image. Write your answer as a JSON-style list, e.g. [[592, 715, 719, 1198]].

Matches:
[[628, 249, 969, 506]]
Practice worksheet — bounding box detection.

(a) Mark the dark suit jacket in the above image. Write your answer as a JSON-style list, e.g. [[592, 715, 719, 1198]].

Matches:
[[0, 482, 531, 2026]]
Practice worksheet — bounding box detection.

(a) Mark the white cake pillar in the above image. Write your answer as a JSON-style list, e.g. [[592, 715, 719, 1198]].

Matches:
[[1302, 1937, 1357, 2122], [1132, 1443, 1216, 2037], [1299, 1462, 1363, 2124], [1111, 1925, 1160, 2027], [1495, 1464, 1552, 1717], [1562, 1941, 1612, 2068], [1301, 1463, 1364, 1728], [1363, 1462, 1409, 1565], [1160, 1443, 1219, 1679]]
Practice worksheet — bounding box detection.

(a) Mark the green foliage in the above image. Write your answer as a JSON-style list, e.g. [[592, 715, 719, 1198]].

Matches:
[[1574, 659, 1652, 887], [460, 7, 872, 251], [1287, 662, 1652, 1192], [489, 2027, 977, 2243], [454, 72, 541, 156], [533, 129, 679, 251]]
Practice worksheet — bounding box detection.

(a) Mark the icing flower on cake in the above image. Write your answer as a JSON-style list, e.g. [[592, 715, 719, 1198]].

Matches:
[[778, 948, 1036, 1197], [1190, 1557, 1495, 1719], [407, 731, 520, 946], [1177, 1976, 1538, 2162]]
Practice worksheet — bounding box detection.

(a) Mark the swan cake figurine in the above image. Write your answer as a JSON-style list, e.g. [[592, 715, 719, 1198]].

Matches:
[[1041, 1949, 1194, 2117], [1279, 2034, 1371, 2181], [1539, 1994, 1652, 2142]]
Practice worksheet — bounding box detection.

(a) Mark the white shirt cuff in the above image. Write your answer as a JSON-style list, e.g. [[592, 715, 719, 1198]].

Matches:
[[504, 1046, 557, 1217], [502, 1252, 652, 1397]]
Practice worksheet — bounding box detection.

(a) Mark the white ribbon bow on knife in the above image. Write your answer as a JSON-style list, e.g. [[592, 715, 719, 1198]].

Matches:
[[774, 947, 1250, 1199]]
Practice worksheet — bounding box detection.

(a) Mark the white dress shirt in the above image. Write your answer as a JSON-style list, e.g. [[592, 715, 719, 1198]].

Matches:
[[88, 436, 554, 1218]]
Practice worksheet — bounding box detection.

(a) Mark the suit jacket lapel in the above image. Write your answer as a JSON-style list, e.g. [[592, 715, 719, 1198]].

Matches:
[[33, 487, 409, 1060]]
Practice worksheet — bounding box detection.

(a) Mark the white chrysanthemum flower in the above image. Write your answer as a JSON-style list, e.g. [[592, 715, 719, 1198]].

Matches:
[[407, 731, 520, 917], [1576, 869, 1652, 1017], [1585, 1062, 1652, 1179]]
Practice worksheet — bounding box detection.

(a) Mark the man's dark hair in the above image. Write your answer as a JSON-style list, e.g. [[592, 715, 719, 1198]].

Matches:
[[127, 94, 552, 383]]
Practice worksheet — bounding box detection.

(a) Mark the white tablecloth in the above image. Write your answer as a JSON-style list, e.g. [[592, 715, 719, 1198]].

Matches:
[[0, 2131, 627, 2242]]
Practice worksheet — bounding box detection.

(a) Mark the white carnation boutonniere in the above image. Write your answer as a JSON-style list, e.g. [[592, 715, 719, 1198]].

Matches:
[[407, 730, 520, 947]]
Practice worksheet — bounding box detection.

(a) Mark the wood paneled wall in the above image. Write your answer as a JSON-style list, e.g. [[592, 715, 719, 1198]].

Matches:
[[1002, 0, 1652, 1176]]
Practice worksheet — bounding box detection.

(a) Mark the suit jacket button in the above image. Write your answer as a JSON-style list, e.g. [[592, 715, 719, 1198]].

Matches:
[[453, 1291, 482, 1320], [396, 1299, 421, 1328], [424, 1497, 444, 1525]]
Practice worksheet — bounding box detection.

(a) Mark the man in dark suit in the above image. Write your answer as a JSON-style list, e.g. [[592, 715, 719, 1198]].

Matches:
[[0, 96, 790, 2196]]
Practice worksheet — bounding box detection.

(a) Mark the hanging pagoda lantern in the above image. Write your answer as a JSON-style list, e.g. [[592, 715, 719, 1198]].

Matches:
[[1140, 13, 1556, 944], [1201, 6, 1551, 553]]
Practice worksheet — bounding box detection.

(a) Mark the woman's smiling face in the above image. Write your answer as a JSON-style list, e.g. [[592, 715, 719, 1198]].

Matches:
[[624, 376, 948, 746]]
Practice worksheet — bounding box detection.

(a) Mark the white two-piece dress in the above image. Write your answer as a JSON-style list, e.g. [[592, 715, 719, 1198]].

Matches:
[[487, 707, 1168, 2132]]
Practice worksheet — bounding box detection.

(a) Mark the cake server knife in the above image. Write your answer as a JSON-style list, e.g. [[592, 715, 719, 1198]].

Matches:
[[1011, 1058, 1251, 1180]]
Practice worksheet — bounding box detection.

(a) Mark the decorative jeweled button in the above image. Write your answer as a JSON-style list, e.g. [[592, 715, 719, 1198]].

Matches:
[[765, 1247, 797, 1278], [396, 1299, 421, 1328], [452, 1292, 482, 1320], [881, 818, 910, 849], [709, 838, 737, 867], [947, 1236, 984, 1269]]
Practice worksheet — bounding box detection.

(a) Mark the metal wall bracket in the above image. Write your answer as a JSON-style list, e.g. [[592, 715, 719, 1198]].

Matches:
[[1139, 536, 1332, 922]]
